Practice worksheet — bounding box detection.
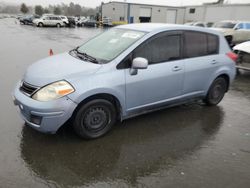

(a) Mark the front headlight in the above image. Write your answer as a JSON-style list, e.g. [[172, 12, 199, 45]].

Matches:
[[32, 80, 75, 102]]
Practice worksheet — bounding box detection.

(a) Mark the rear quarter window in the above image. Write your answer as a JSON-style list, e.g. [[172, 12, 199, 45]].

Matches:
[[184, 31, 219, 58], [207, 34, 219, 55]]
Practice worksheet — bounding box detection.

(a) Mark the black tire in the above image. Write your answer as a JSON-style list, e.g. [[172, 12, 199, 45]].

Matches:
[[38, 22, 43, 27], [56, 23, 61, 28], [73, 99, 117, 139], [204, 77, 227, 106]]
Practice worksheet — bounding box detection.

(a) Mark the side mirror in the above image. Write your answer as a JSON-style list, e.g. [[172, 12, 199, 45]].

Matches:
[[130, 57, 148, 75], [132, 57, 148, 69]]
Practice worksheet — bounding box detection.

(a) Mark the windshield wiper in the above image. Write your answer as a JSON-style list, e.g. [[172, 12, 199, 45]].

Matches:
[[71, 47, 99, 64]]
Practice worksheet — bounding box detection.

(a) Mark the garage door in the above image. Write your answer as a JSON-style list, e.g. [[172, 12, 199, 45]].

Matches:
[[139, 8, 152, 17], [166, 9, 177, 23]]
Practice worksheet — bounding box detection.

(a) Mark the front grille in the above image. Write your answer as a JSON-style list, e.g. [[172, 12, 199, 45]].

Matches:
[[20, 81, 39, 96]]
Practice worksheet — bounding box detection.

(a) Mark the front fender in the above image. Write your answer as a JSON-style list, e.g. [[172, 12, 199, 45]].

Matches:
[[68, 88, 126, 118]]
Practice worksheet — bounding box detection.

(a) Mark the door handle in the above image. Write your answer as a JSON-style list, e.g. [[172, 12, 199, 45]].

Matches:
[[172, 66, 182, 71], [211, 60, 218, 65]]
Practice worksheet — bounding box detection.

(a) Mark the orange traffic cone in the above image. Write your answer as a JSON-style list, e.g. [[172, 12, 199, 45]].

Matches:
[[49, 49, 54, 56]]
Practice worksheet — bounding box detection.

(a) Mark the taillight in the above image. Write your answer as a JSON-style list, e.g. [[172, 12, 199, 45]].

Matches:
[[226, 52, 238, 63]]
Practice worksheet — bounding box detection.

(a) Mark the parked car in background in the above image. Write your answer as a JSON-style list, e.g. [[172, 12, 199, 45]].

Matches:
[[212, 20, 250, 46], [13, 23, 236, 139], [76, 17, 88, 27], [19, 15, 40, 25], [16, 14, 23, 20], [101, 17, 113, 27], [33, 15, 64, 27], [59, 15, 69, 25], [233, 41, 250, 71], [206, 22, 214, 27], [66, 16, 76, 27], [83, 19, 97, 27], [185, 21, 208, 27]]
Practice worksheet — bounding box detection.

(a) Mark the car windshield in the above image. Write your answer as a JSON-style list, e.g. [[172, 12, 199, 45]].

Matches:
[[76, 28, 146, 63], [213, 22, 236, 28]]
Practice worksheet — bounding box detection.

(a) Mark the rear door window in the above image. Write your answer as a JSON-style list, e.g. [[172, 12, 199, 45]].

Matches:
[[184, 31, 207, 58]]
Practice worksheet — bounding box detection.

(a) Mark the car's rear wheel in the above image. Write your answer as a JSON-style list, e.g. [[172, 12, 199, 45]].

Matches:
[[73, 99, 116, 139], [56, 23, 61, 28], [38, 22, 43, 27], [204, 77, 227, 106]]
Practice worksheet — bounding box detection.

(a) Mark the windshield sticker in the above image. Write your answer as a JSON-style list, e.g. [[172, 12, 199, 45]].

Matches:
[[122, 32, 141, 39], [109, 39, 119, 43]]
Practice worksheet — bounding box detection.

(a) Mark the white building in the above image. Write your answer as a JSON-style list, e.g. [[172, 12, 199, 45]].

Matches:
[[101, 2, 185, 24], [101, 1, 250, 24], [185, 4, 250, 23]]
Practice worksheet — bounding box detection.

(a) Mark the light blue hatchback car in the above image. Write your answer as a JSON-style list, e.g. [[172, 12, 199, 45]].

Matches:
[[13, 23, 237, 139]]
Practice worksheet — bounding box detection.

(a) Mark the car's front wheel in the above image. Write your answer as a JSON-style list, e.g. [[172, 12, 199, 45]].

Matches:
[[204, 77, 227, 106], [56, 23, 61, 28], [38, 22, 43, 27], [73, 99, 117, 139]]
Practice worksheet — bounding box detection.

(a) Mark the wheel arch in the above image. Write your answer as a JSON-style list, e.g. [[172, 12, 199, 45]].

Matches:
[[72, 93, 123, 121], [207, 73, 230, 94], [217, 74, 230, 92]]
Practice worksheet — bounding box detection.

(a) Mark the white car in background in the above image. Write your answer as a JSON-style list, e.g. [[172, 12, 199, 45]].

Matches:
[[185, 22, 207, 27], [33, 15, 65, 27], [59, 15, 69, 25], [76, 17, 88, 27], [212, 20, 250, 46], [233, 41, 250, 71]]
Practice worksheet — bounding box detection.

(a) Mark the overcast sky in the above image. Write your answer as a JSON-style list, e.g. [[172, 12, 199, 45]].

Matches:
[[3, 0, 250, 8]]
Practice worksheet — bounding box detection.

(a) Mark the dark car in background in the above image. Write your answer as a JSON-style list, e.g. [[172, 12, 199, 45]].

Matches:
[[20, 15, 40, 25], [66, 16, 76, 27], [83, 19, 97, 27]]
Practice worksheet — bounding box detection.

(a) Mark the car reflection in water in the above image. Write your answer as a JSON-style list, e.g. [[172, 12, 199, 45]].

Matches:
[[20, 104, 224, 187]]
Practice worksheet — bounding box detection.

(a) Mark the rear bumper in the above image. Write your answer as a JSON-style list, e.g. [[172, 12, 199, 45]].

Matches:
[[13, 82, 77, 134]]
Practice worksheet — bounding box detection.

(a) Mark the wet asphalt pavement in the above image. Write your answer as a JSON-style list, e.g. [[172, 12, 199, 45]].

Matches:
[[0, 18, 250, 188]]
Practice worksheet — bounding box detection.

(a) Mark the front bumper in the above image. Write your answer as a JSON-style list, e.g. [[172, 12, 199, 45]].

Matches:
[[13, 82, 77, 134]]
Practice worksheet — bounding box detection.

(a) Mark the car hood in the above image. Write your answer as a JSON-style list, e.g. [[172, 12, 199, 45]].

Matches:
[[233, 41, 250, 54], [23, 52, 102, 87]]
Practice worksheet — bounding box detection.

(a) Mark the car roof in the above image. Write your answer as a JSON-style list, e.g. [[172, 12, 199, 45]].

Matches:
[[218, 20, 239, 23], [116, 23, 220, 35], [217, 20, 250, 24]]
